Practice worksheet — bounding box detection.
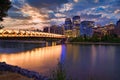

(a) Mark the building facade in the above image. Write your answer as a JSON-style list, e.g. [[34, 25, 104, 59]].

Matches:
[[43, 25, 64, 35], [64, 18, 73, 30], [72, 16, 81, 28], [80, 21, 95, 37], [64, 16, 81, 37], [72, 16, 81, 37], [116, 19, 120, 28], [110, 19, 120, 37]]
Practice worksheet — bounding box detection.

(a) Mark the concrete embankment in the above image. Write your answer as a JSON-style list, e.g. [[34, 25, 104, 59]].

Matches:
[[0, 62, 49, 80]]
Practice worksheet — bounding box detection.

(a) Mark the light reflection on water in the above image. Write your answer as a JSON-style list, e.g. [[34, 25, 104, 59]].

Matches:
[[0, 41, 62, 75], [0, 41, 120, 80], [63, 44, 120, 80]]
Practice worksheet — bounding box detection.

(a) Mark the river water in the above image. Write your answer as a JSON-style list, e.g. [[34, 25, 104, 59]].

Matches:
[[0, 41, 120, 80]]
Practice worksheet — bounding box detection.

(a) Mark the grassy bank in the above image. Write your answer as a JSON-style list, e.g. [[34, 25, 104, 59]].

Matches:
[[0, 71, 34, 80]]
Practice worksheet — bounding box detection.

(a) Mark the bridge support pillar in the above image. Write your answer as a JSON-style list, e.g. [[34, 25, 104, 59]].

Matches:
[[45, 42, 49, 47], [52, 42, 56, 46]]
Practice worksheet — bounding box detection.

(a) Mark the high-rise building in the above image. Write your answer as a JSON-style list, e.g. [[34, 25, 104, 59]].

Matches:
[[80, 21, 95, 37], [64, 18, 73, 30], [116, 19, 120, 28], [72, 16, 81, 37], [110, 19, 120, 37], [64, 16, 81, 37], [43, 27, 49, 33], [43, 25, 64, 35], [72, 16, 81, 28]]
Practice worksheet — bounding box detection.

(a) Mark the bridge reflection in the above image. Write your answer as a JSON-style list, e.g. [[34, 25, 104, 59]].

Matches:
[[0, 41, 46, 53], [0, 45, 62, 75]]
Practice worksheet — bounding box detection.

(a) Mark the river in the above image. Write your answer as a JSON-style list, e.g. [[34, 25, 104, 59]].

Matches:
[[0, 41, 120, 80]]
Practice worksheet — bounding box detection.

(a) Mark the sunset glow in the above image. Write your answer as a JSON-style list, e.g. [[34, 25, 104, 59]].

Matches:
[[1, 0, 120, 29]]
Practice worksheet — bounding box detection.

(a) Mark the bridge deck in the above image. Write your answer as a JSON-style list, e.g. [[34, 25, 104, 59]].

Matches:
[[0, 29, 66, 39]]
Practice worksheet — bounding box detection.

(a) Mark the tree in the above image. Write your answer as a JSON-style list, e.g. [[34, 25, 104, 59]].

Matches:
[[0, 24, 4, 29], [0, 0, 11, 21]]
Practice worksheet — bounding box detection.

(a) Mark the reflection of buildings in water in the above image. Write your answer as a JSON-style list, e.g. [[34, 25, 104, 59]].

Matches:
[[91, 45, 115, 67], [65, 44, 73, 61], [65, 44, 80, 63], [0, 45, 62, 74], [98, 45, 115, 64], [72, 45, 80, 63], [91, 45, 97, 67], [90, 45, 116, 77]]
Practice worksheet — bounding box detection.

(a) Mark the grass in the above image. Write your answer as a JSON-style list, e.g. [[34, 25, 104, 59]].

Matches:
[[0, 71, 34, 80], [50, 62, 72, 80]]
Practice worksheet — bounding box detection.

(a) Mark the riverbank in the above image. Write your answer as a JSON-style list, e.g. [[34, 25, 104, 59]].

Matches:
[[0, 62, 49, 80], [0, 71, 34, 80], [66, 42, 120, 45], [69, 36, 120, 44]]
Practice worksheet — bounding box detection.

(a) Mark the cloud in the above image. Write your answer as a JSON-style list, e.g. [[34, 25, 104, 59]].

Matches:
[[50, 18, 65, 25], [27, 0, 69, 9], [1, 17, 49, 30], [1, 17, 28, 27], [2, 0, 120, 28], [81, 13, 102, 19], [54, 13, 66, 18], [21, 4, 49, 23], [114, 9, 120, 14], [11, 0, 25, 8], [58, 3, 74, 13], [2, 1, 51, 29], [4, 0, 69, 28], [73, 0, 79, 3]]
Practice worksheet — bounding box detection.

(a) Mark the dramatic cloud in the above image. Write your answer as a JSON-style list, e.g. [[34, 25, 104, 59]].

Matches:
[[58, 3, 73, 13], [1, 0, 120, 29], [74, 0, 79, 3], [66, 0, 120, 25], [114, 9, 120, 14], [81, 13, 102, 19], [27, 0, 68, 9], [21, 4, 49, 23]]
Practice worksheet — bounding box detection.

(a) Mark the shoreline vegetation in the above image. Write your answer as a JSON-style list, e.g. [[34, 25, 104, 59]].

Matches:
[[66, 42, 120, 45], [68, 34, 120, 44]]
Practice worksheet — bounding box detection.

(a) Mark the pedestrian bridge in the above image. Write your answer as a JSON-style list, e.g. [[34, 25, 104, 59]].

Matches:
[[0, 29, 65, 39]]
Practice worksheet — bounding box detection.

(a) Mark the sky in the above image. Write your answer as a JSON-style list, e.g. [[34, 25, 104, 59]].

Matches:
[[1, 0, 120, 29]]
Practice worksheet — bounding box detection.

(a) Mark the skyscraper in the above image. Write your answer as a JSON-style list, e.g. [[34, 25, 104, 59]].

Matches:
[[80, 21, 95, 37], [64, 18, 73, 30], [64, 16, 81, 37], [72, 16, 81, 37], [72, 16, 81, 28], [116, 19, 120, 28]]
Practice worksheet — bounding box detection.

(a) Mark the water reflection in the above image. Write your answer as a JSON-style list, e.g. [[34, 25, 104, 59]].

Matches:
[[0, 42, 120, 80], [0, 44, 62, 75], [63, 44, 120, 80], [0, 41, 45, 53]]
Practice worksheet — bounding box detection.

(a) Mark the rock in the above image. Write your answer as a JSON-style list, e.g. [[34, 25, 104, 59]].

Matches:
[[0, 62, 49, 80]]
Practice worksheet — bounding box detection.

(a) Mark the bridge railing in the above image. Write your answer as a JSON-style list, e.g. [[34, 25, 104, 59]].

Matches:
[[0, 29, 66, 39]]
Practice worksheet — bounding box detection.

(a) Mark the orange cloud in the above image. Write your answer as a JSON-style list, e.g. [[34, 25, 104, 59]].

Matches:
[[21, 4, 49, 24]]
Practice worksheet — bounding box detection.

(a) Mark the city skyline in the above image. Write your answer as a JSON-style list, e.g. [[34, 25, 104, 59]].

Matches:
[[1, 0, 120, 29]]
